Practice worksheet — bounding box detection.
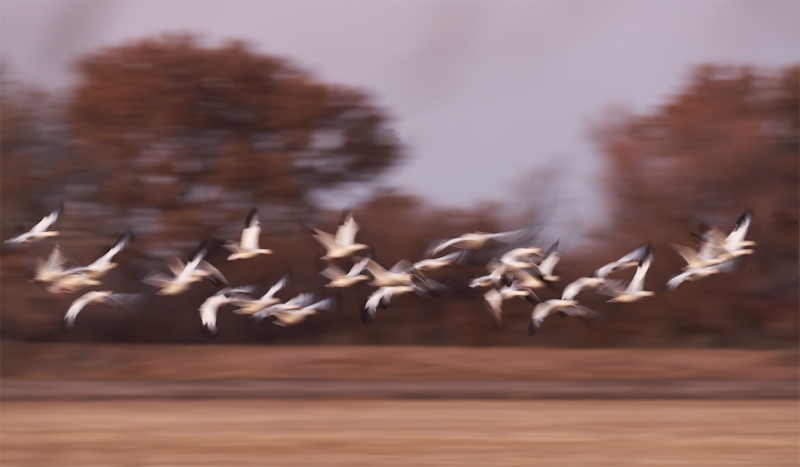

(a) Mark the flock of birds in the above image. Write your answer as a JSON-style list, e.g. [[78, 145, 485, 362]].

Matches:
[[4, 203, 755, 338]]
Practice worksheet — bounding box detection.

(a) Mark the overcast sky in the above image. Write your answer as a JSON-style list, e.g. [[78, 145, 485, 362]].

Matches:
[[2, 0, 798, 240]]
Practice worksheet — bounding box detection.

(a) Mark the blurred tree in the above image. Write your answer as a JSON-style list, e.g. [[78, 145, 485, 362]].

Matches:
[[66, 34, 403, 211], [592, 64, 799, 346], [0, 70, 68, 220]]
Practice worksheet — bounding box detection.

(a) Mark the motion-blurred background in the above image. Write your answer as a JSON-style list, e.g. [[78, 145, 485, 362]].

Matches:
[[1, 1, 797, 347]]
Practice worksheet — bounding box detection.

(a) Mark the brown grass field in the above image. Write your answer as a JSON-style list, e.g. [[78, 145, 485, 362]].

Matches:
[[2, 399, 798, 466], [2, 342, 798, 466]]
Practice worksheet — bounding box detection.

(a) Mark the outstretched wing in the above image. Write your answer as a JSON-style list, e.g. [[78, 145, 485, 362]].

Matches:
[[240, 208, 261, 250], [30, 203, 63, 233]]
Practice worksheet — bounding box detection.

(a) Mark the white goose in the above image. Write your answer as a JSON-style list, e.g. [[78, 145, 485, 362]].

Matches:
[[143, 243, 227, 295], [483, 283, 539, 327], [429, 228, 525, 256], [270, 296, 337, 327], [46, 268, 102, 295], [307, 208, 370, 261], [67, 230, 133, 279], [698, 210, 756, 256], [529, 299, 601, 336], [63, 290, 143, 329], [510, 240, 562, 287], [469, 258, 510, 288], [249, 292, 316, 322], [199, 286, 256, 337], [499, 246, 542, 271], [666, 266, 722, 291], [320, 256, 371, 288], [234, 270, 292, 315], [363, 258, 426, 288], [5, 203, 62, 244], [224, 208, 273, 260], [561, 276, 607, 301], [594, 244, 652, 278], [675, 211, 756, 270], [602, 246, 655, 303], [534, 240, 561, 282], [412, 251, 465, 272], [32, 244, 71, 284], [363, 285, 416, 321]]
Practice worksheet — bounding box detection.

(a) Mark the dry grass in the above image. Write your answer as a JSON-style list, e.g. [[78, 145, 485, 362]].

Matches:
[[3, 341, 797, 382], [2, 399, 798, 466]]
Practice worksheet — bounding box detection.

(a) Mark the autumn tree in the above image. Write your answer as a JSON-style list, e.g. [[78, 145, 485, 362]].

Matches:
[[592, 64, 799, 346], [66, 35, 402, 213]]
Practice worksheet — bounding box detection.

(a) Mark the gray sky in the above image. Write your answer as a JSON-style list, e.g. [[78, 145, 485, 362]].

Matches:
[[2, 0, 798, 241]]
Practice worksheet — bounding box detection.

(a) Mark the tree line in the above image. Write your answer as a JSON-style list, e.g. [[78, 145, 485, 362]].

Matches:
[[1, 35, 797, 347]]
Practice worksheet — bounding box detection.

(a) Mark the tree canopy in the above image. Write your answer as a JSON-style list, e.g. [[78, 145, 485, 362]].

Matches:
[[67, 35, 403, 209]]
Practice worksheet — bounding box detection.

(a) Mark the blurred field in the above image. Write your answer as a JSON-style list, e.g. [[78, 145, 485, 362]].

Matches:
[[2, 399, 798, 466], [2, 341, 797, 400], [2, 343, 798, 465]]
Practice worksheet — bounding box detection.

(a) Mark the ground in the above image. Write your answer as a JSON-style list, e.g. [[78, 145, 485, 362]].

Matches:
[[1, 342, 798, 466]]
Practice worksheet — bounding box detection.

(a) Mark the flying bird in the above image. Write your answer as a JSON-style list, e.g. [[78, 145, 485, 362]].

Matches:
[[412, 250, 466, 272], [248, 291, 317, 322], [143, 242, 227, 295], [362, 258, 429, 289], [594, 244, 652, 278], [63, 290, 144, 329], [529, 299, 601, 336], [306, 208, 370, 261], [429, 228, 526, 256], [666, 266, 722, 291], [363, 285, 416, 322], [483, 283, 539, 328], [199, 286, 256, 338], [67, 229, 133, 279], [560, 276, 607, 301], [269, 296, 337, 327], [601, 246, 656, 303], [223, 208, 273, 260], [32, 244, 71, 284], [234, 270, 292, 315], [5, 203, 63, 244], [320, 256, 371, 288]]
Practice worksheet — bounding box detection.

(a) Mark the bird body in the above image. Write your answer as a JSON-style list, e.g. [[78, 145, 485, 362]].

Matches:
[[67, 230, 132, 279], [199, 286, 255, 337], [483, 283, 539, 327], [270, 296, 336, 326], [603, 247, 655, 303], [529, 299, 600, 336], [5, 204, 62, 244], [64, 290, 142, 328], [430, 228, 524, 256], [561, 276, 606, 301], [234, 271, 292, 315], [143, 243, 227, 295], [666, 266, 721, 291], [320, 256, 371, 288], [224, 208, 273, 260], [594, 244, 651, 278], [308, 209, 369, 260]]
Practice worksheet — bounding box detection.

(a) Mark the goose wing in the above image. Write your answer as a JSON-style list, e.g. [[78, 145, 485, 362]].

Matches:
[[537, 240, 561, 277], [261, 270, 291, 300], [334, 209, 359, 246], [725, 210, 752, 249], [626, 248, 654, 292], [562, 277, 603, 301], [30, 203, 63, 233], [595, 244, 648, 278], [240, 208, 261, 250], [64, 291, 108, 328]]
